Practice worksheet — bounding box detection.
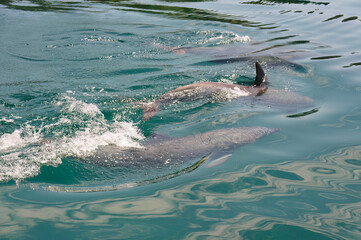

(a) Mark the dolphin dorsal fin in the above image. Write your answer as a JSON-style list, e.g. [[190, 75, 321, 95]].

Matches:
[[253, 62, 268, 87]]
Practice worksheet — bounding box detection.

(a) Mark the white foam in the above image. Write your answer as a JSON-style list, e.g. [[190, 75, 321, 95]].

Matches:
[[0, 95, 144, 183], [196, 30, 251, 45], [81, 36, 117, 42], [55, 95, 102, 118], [230, 87, 251, 97], [0, 117, 15, 123], [0, 130, 26, 152], [59, 121, 144, 158], [233, 35, 251, 43], [0, 125, 41, 152], [225, 87, 250, 100], [220, 74, 238, 84], [207, 35, 251, 45], [212, 86, 250, 102]]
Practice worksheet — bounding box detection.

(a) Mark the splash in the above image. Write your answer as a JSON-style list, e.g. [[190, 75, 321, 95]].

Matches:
[[196, 30, 251, 45], [0, 125, 41, 152], [0, 95, 144, 183], [212, 87, 250, 102], [0, 117, 15, 123]]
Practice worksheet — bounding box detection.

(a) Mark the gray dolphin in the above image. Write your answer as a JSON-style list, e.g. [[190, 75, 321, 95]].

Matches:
[[153, 43, 310, 72], [81, 126, 278, 168], [141, 62, 313, 121]]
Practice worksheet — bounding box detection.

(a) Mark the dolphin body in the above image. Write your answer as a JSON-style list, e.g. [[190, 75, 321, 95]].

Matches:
[[141, 62, 313, 121], [153, 43, 310, 73], [81, 126, 278, 168]]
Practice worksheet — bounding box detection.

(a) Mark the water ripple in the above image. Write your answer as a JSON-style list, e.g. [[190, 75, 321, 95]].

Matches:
[[3, 142, 361, 239]]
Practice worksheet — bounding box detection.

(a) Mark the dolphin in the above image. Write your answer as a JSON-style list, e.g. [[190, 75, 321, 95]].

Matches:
[[140, 62, 313, 121], [81, 126, 278, 168], [193, 55, 308, 73], [153, 43, 310, 73]]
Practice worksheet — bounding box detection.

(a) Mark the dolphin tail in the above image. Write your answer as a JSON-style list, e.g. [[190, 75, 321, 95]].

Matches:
[[140, 101, 160, 121], [253, 62, 268, 87]]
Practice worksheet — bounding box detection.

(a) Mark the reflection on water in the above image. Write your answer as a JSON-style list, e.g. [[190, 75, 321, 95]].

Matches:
[[1, 0, 360, 68], [240, 0, 330, 6], [1, 0, 361, 238], [1, 0, 81, 11], [1, 145, 360, 239]]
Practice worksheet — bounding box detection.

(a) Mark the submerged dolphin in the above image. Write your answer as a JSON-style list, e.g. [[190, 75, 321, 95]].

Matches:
[[81, 126, 278, 168], [153, 43, 310, 73], [141, 62, 313, 121]]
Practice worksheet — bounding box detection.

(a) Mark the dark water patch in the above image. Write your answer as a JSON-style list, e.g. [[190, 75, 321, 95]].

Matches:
[[345, 159, 361, 166], [127, 84, 156, 90], [335, 222, 361, 237], [205, 177, 268, 193], [342, 16, 358, 22], [0, 98, 18, 108], [241, 0, 329, 6], [65, 57, 111, 62], [101, 109, 117, 121], [116, 32, 137, 36], [241, 224, 333, 240], [287, 40, 310, 45], [265, 169, 304, 181], [311, 55, 342, 60], [259, 25, 281, 30], [280, 10, 292, 14], [343, 62, 361, 68], [105, 68, 163, 76], [10, 93, 38, 102], [7, 91, 57, 108], [346, 184, 361, 192], [7, 53, 51, 62], [249, 40, 309, 54], [323, 14, 344, 22], [28, 159, 90, 185], [249, 44, 283, 53], [287, 108, 318, 118], [0, 0, 81, 12], [234, 76, 254, 85]]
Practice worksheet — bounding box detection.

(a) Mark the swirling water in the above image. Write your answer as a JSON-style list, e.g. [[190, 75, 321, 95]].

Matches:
[[0, 0, 361, 239]]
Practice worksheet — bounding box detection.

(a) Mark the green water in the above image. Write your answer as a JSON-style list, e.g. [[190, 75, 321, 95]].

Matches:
[[1, 0, 361, 239]]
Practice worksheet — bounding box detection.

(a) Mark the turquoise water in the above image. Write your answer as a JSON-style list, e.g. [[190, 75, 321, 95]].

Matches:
[[1, 0, 361, 239]]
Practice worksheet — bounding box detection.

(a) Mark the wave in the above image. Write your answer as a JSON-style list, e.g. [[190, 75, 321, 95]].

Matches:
[[0, 94, 144, 183]]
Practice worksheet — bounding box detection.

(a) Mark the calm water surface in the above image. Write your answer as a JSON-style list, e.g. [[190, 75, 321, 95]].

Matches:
[[1, 0, 361, 239]]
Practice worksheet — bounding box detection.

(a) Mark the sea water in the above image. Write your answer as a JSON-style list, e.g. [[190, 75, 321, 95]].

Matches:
[[0, 0, 361, 239]]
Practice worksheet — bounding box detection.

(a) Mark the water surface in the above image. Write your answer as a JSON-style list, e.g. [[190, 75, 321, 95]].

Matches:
[[1, 0, 361, 239]]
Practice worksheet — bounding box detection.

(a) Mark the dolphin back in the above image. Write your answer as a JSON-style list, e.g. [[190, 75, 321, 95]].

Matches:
[[81, 127, 278, 168], [196, 126, 278, 148]]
